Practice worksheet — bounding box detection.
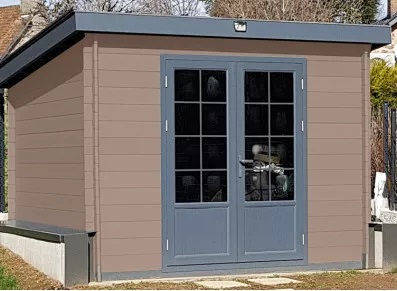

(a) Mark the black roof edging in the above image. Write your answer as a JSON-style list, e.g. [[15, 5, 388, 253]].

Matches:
[[0, 10, 392, 87]]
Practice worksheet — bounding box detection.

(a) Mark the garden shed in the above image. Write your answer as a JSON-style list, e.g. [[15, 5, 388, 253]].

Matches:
[[0, 10, 391, 286]]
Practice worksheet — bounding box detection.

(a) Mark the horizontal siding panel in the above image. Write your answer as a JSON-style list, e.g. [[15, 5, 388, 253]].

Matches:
[[101, 238, 161, 256], [17, 163, 84, 179], [307, 61, 361, 78], [99, 87, 160, 105], [99, 138, 161, 155], [16, 178, 84, 196], [100, 155, 160, 171], [308, 154, 362, 170], [100, 188, 161, 205], [16, 131, 84, 149], [308, 185, 362, 201], [16, 114, 83, 135], [101, 205, 161, 222], [309, 246, 362, 263], [308, 169, 362, 186], [29, 78, 83, 105], [16, 147, 84, 164], [99, 71, 160, 88], [16, 192, 85, 212], [99, 104, 160, 121], [309, 201, 362, 217], [308, 77, 361, 93], [308, 139, 362, 155], [101, 254, 161, 272], [99, 54, 160, 71], [307, 92, 361, 108], [309, 230, 362, 247], [100, 172, 161, 188], [308, 108, 361, 124], [99, 121, 160, 138], [309, 216, 362, 232], [16, 206, 85, 230], [17, 97, 83, 121], [308, 124, 362, 139], [101, 221, 161, 239]]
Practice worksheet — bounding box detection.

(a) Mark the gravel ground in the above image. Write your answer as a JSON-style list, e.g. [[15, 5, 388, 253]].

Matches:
[[2, 244, 397, 290], [0, 246, 62, 290]]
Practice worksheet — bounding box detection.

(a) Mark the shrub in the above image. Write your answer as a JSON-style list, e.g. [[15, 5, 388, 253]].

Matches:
[[0, 266, 18, 290]]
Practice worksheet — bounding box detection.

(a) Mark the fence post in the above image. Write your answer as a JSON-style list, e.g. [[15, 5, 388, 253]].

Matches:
[[384, 102, 389, 174], [0, 89, 4, 213], [391, 109, 396, 210]]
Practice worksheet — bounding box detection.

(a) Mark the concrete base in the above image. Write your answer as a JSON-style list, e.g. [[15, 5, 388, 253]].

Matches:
[[0, 232, 65, 284]]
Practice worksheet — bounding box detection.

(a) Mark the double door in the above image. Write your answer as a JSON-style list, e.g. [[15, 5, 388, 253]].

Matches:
[[163, 56, 306, 268]]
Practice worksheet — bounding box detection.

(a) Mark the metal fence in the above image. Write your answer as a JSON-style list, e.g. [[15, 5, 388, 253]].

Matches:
[[383, 102, 397, 211]]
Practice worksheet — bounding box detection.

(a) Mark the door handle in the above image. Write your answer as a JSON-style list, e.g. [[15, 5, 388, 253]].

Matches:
[[238, 157, 253, 178]]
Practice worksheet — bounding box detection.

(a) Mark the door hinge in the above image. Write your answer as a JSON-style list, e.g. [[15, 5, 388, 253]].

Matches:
[[301, 120, 304, 132], [165, 76, 168, 88], [301, 78, 304, 90], [165, 120, 168, 132], [166, 239, 169, 251], [302, 234, 305, 245]]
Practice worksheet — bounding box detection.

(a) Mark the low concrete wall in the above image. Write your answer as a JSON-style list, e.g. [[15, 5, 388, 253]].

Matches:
[[0, 232, 65, 284]]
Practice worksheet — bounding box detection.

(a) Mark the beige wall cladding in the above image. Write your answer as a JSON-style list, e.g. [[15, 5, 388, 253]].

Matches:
[[8, 41, 85, 230], [81, 33, 369, 272]]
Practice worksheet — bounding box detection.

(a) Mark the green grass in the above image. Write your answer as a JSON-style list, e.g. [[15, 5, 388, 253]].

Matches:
[[0, 266, 18, 290], [390, 267, 397, 274]]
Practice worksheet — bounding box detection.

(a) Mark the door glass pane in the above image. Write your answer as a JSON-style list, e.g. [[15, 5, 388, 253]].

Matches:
[[202, 137, 227, 169], [245, 72, 268, 103], [176, 171, 201, 203], [203, 171, 227, 202], [270, 72, 293, 103], [245, 171, 270, 201], [271, 169, 294, 201], [270, 105, 293, 135], [175, 104, 200, 135], [202, 71, 226, 102], [174, 69, 227, 203], [270, 138, 294, 168], [202, 104, 226, 135], [175, 137, 200, 169], [175, 70, 199, 101], [245, 105, 268, 136], [245, 138, 269, 162]]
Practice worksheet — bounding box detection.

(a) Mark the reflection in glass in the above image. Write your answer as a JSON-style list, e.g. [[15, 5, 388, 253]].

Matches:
[[175, 171, 201, 203], [175, 137, 200, 169], [245, 105, 268, 136], [202, 138, 227, 169], [271, 169, 294, 201], [175, 103, 200, 135], [175, 70, 199, 101], [270, 138, 294, 168], [245, 171, 269, 201], [202, 71, 226, 102], [270, 105, 293, 135], [245, 72, 268, 103], [203, 171, 227, 202], [270, 72, 293, 103], [202, 104, 226, 135]]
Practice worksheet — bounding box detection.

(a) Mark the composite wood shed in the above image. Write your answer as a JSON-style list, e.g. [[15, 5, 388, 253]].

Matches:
[[0, 10, 391, 286]]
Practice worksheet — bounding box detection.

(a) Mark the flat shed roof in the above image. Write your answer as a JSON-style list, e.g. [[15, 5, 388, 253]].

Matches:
[[0, 10, 391, 87]]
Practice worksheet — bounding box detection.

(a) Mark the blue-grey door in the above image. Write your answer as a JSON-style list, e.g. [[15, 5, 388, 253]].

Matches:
[[236, 62, 306, 262], [163, 56, 306, 268]]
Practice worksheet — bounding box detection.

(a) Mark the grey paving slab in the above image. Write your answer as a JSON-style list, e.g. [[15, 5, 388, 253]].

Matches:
[[248, 277, 301, 285], [195, 280, 249, 289]]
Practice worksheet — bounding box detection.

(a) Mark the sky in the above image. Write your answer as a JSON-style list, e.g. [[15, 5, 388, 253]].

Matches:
[[0, 0, 20, 7], [0, 0, 389, 21]]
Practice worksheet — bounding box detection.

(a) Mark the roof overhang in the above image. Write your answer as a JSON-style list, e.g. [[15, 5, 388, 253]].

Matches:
[[0, 10, 392, 87]]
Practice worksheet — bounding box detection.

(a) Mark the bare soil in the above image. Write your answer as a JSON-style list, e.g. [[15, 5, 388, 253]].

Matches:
[[2, 244, 397, 290]]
